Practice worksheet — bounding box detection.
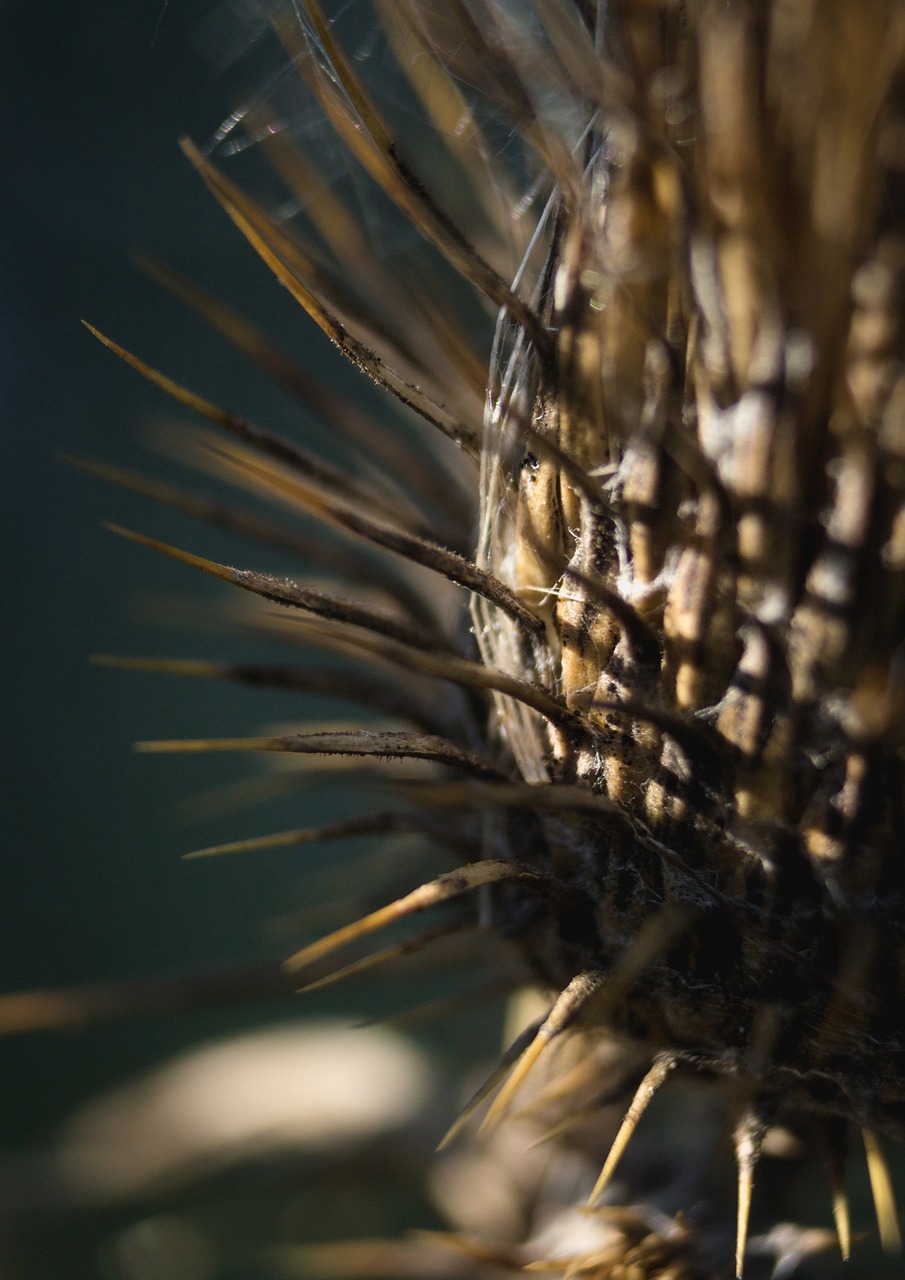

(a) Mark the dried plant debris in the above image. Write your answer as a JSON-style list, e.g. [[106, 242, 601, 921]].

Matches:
[[20, 0, 905, 1275]]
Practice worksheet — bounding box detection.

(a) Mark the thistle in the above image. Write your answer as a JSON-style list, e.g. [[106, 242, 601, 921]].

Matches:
[[9, 1, 905, 1276]]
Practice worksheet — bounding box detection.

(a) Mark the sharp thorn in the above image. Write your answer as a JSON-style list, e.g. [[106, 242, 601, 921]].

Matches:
[[586, 1052, 676, 1206], [863, 1127, 902, 1253], [734, 1108, 765, 1280]]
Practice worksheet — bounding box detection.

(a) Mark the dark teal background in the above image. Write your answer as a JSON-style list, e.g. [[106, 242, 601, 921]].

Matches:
[[1, 0, 342, 1116], [0, 9, 518, 1273], [0, 4, 479, 1275]]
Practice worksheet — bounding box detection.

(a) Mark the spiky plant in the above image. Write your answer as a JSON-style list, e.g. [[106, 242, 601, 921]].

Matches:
[[9, 0, 905, 1275]]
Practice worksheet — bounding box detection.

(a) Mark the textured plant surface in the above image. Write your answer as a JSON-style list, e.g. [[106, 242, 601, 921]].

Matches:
[[8, 1, 905, 1276]]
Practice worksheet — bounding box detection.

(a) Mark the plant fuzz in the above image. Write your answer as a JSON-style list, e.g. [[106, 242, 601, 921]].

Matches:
[[17, 1, 905, 1276]]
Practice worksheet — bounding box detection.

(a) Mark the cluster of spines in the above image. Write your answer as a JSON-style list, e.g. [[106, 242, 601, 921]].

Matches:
[[9, 2, 905, 1276]]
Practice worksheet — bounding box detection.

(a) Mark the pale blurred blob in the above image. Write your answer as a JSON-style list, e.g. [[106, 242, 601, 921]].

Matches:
[[54, 1021, 431, 1201]]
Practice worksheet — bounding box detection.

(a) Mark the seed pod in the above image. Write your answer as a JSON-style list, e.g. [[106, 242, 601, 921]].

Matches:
[[18, 1, 905, 1276]]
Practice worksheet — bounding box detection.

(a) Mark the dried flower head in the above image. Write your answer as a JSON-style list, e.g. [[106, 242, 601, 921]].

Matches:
[[9, 0, 905, 1276]]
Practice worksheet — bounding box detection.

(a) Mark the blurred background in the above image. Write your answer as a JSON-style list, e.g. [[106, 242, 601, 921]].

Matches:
[[1, 0, 330, 1094], [0, 3, 508, 1275]]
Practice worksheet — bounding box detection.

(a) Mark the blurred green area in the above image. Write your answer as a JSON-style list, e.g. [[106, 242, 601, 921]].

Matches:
[[0, 4, 504, 1275], [1, 0, 338, 1115]]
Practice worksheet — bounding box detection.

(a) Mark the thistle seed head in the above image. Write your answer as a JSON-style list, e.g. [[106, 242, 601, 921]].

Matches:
[[21, 0, 905, 1275]]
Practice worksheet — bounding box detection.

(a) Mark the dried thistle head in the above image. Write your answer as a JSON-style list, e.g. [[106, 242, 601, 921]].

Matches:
[[12, 0, 905, 1276]]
